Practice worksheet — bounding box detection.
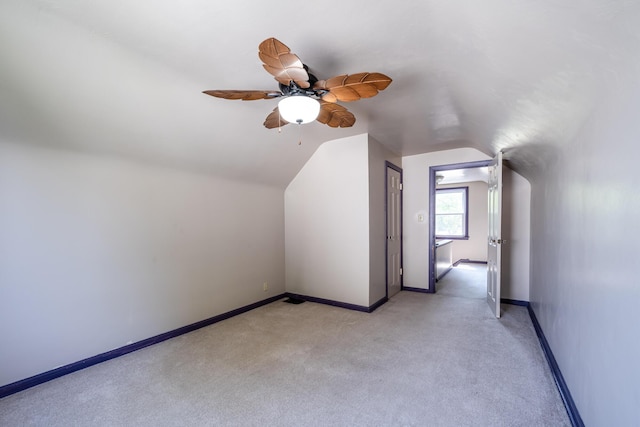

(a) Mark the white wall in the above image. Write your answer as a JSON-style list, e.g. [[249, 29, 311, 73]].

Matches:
[[285, 134, 371, 307], [402, 148, 530, 301], [437, 181, 488, 262], [524, 77, 640, 426], [0, 141, 285, 387], [501, 166, 530, 301], [284, 134, 400, 307]]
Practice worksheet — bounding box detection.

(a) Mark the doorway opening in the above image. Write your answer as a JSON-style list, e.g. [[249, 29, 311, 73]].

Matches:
[[385, 162, 403, 299], [436, 261, 487, 299], [428, 160, 492, 293]]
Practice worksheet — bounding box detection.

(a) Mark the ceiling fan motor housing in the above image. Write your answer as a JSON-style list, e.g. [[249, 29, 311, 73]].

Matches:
[[279, 70, 327, 99]]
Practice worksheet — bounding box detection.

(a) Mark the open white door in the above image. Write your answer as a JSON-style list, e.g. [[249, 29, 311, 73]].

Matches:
[[487, 152, 503, 318], [386, 164, 402, 298]]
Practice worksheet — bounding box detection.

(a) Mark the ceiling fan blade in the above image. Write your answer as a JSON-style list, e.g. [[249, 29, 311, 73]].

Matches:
[[314, 72, 392, 102], [264, 107, 289, 129], [203, 90, 282, 101], [316, 101, 356, 128], [258, 38, 310, 89]]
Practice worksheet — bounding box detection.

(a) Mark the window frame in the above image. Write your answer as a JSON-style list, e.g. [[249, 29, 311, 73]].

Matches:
[[435, 186, 469, 240]]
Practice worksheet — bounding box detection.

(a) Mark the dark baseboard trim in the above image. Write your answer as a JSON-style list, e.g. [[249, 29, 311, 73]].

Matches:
[[369, 296, 388, 312], [4, 290, 582, 427], [284, 292, 387, 313], [501, 298, 529, 307], [436, 266, 453, 281], [402, 286, 432, 294], [527, 305, 584, 427], [453, 259, 488, 266], [0, 293, 287, 399]]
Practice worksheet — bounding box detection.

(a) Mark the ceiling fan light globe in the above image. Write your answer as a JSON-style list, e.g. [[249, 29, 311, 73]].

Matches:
[[278, 95, 320, 124]]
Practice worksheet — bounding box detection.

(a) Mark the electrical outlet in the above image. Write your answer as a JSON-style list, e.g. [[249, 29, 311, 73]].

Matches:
[[263, 282, 268, 291]]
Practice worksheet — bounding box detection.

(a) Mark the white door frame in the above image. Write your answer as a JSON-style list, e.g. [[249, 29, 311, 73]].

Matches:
[[428, 160, 492, 293]]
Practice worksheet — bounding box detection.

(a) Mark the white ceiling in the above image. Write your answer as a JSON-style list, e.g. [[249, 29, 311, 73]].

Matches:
[[2, 0, 638, 186]]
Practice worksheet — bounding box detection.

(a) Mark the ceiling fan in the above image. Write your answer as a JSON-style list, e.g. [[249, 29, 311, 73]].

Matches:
[[203, 37, 392, 129]]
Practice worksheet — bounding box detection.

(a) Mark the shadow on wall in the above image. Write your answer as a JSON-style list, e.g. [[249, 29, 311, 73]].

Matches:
[[504, 143, 559, 182], [502, 163, 514, 300]]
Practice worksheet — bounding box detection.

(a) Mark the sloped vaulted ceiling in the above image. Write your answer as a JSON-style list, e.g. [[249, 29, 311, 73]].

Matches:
[[1, 0, 638, 186]]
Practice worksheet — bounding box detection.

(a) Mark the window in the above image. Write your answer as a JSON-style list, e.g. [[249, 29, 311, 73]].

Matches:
[[435, 187, 469, 239]]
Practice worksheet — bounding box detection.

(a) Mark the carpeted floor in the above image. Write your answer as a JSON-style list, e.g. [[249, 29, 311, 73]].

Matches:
[[0, 265, 570, 426], [436, 262, 487, 299]]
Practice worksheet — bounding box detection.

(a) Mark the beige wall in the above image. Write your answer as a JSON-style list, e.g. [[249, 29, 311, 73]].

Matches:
[[284, 133, 400, 307], [0, 141, 285, 387], [285, 134, 371, 306]]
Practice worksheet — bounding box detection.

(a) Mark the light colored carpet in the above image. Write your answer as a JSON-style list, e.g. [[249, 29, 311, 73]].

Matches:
[[436, 262, 487, 299], [0, 268, 569, 426]]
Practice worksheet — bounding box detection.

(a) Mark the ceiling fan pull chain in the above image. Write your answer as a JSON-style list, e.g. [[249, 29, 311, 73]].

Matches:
[[298, 122, 302, 146]]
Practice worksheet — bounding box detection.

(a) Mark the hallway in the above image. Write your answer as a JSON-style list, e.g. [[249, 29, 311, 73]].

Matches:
[[436, 262, 487, 300]]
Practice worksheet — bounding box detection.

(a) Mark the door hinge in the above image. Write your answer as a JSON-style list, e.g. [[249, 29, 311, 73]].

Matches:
[[399, 183, 403, 190], [399, 268, 403, 276]]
